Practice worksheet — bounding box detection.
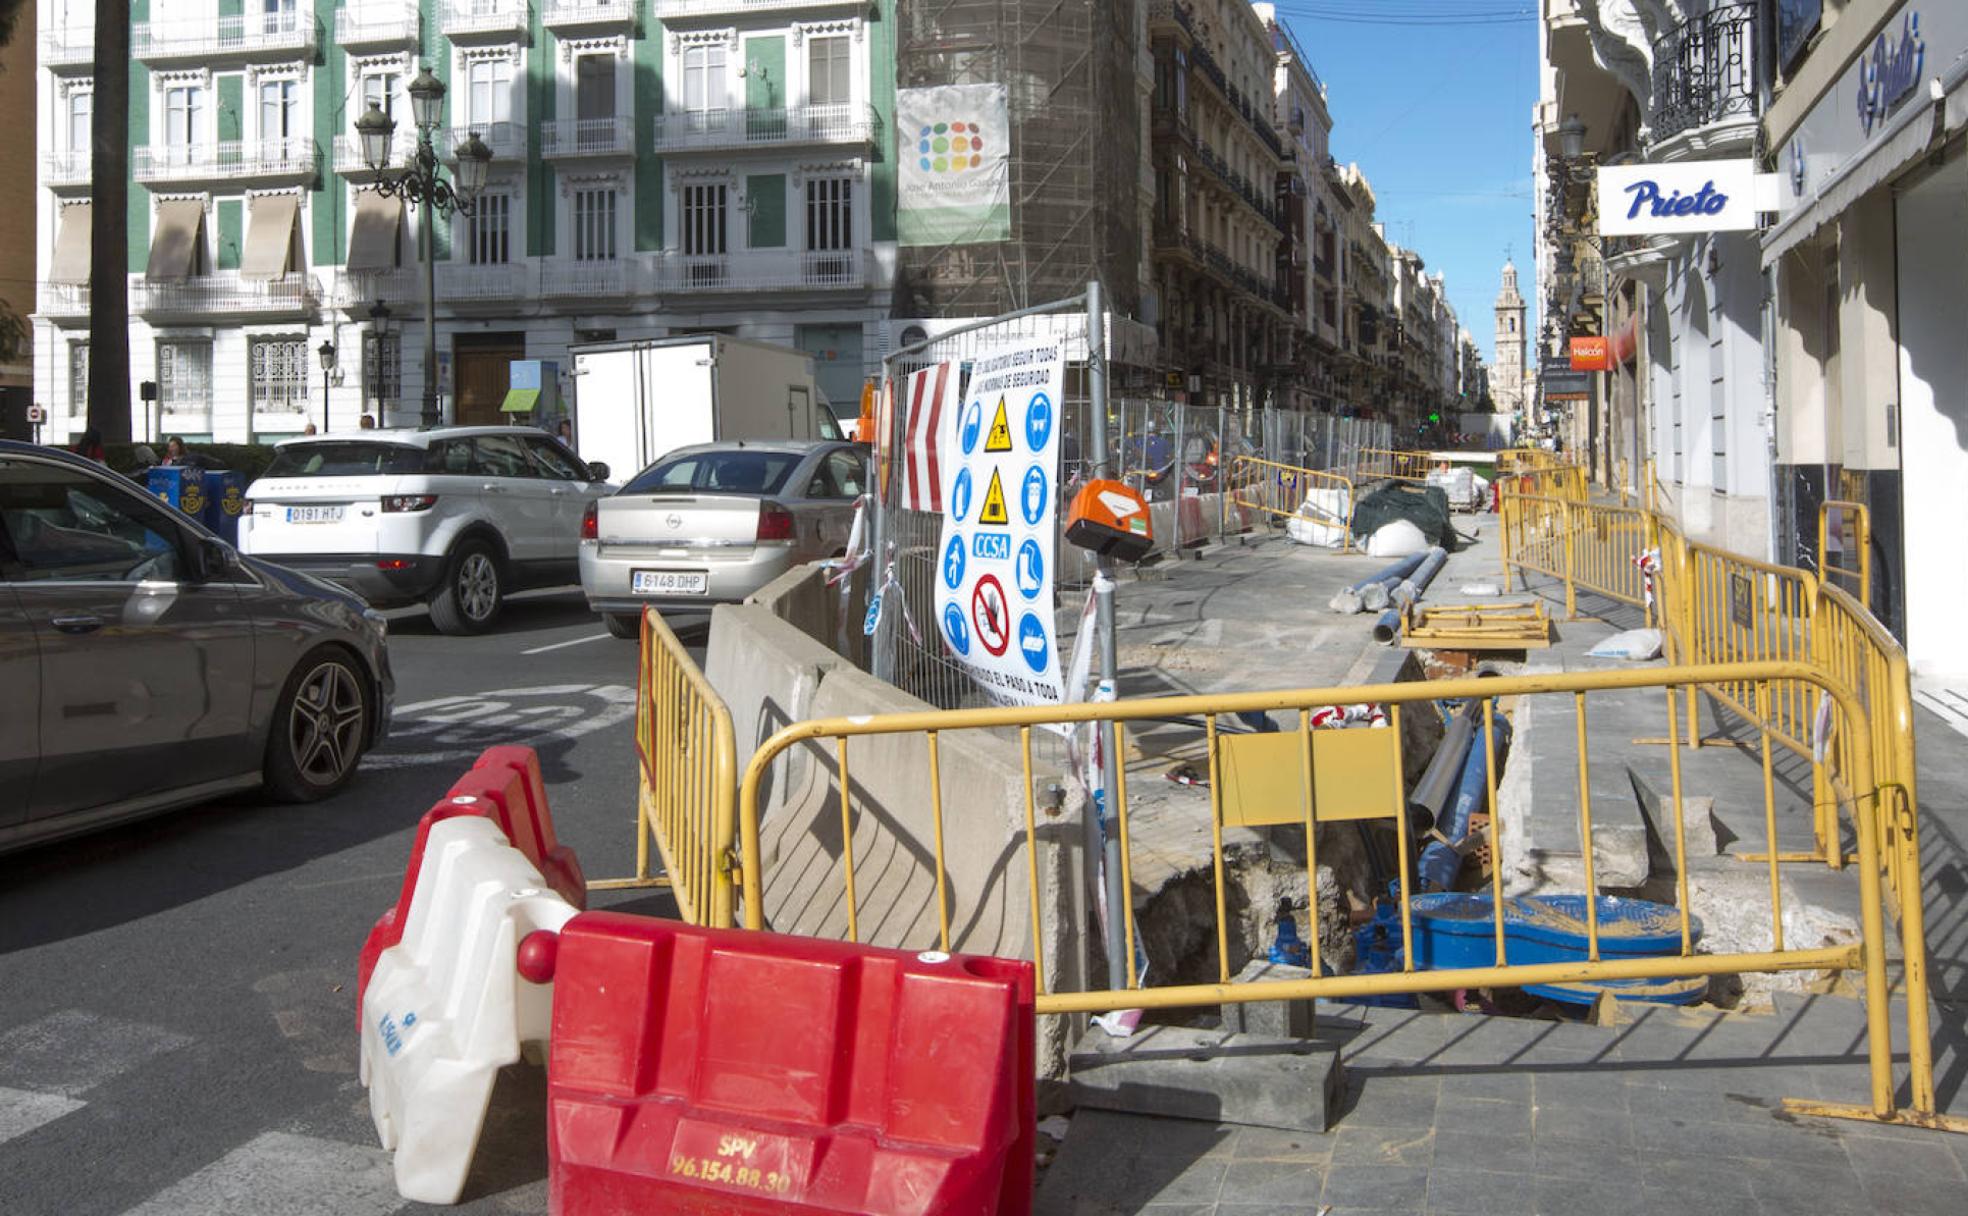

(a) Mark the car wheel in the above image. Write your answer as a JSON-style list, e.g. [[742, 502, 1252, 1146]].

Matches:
[[604, 612, 641, 640], [428, 539, 503, 635], [264, 649, 370, 803]]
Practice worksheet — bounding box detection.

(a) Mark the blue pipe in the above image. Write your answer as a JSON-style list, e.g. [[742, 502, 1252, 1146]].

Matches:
[[1418, 709, 1512, 892], [1348, 549, 1430, 593], [1391, 546, 1450, 606]]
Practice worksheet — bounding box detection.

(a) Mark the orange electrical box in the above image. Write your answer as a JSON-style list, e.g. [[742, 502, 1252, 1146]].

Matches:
[[1065, 479, 1154, 561]]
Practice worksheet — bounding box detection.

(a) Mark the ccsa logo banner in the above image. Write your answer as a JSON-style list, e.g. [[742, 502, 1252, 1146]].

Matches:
[[918, 121, 987, 174]]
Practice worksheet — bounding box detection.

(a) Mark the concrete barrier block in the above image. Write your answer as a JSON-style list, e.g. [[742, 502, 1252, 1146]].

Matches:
[[1219, 959, 1318, 1039], [1068, 1025, 1343, 1133]]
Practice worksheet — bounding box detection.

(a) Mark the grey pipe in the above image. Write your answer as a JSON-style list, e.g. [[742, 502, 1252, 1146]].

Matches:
[[1372, 606, 1403, 645], [1407, 699, 1480, 833], [1391, 545, 1450, 607], [1329, 549, 1430, 614]]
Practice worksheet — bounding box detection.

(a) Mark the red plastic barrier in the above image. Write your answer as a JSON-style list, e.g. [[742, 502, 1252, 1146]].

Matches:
[[356, 746, 587, 1024], [547, 912, 1036, 1216], [1177, 496, 1203, 548]]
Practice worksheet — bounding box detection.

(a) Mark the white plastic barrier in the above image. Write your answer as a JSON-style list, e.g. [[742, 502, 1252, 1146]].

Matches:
[[359, 816, 578, 1205]]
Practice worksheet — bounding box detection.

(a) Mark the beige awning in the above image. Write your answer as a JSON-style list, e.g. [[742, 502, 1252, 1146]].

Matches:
[[48, 201, 92, 285], [240, 193, 301, 280], [145, 198, 207, 282], [346, 191, 402, 273]]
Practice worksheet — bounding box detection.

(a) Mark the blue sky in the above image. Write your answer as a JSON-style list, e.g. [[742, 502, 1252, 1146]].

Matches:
[[1271, 4, 1540, 365]]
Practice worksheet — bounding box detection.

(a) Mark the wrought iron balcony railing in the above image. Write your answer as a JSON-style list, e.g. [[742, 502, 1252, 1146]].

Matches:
[[1649, 1, 1757, 145]]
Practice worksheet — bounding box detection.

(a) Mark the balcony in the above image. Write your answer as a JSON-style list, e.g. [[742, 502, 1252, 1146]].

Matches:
[[543, 0, 638, 30], [540, 117, 636, 158], [1648, 1, 1756, 151], [332, 132, 421, 178], [441, 0, 531, 39], [335, 269, 417, 311], [43, 150, 92, 190], [132, 8, 317, 61], [440, 122, 529, 161], [541, 258, 640, 298], [40, 26, 95, 70], [653, 249, 871, 294], [38, 285, 92, 325], [133, 139, 320, 186], [650, 104, 879, 153], [335, 2, 421, 48], [652, 0, 866, 18], [132, 272, 321, 320], [438, 262, 528, 304], [1145, 0, 1194, 36]]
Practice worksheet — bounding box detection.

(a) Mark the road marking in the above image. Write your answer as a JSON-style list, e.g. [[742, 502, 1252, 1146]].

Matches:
[[0, 1087, 84, 1144], [521, 632, 612, 655], [0, 1011, 192, 1098], [120, 1131, 400, 1216], [363, 683, 637, 771]]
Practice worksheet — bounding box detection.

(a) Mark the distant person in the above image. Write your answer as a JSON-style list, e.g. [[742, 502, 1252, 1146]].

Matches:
[[303, 421, 318, 435], [162, 436, 189, 465], [359, 414, 376, 430], [556, 419, 574, 445], [131, 443, 159, 467], [72, 427, 105, 463]]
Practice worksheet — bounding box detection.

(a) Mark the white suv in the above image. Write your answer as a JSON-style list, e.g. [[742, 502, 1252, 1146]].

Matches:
[[237, 426, 612, 635]]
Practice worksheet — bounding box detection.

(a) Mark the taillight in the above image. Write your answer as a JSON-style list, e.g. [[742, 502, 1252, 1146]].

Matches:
[[580, 500, 599, 540], [382, 494, 439, 513], [756, 502, 796, 541]]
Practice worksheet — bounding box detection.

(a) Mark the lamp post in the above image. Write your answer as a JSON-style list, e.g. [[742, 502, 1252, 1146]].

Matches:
[[317, 338, 337, 433], [366, 299, 393, 422], [356, 66, 492, 429]]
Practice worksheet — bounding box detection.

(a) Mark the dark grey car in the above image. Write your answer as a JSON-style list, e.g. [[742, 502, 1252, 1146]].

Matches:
[[0, 441, 394, 853]]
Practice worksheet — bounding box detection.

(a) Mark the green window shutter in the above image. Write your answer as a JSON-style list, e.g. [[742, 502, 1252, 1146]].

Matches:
[[634, 31, 663, 251], [216, 199, 242, 270], [217, 76, 242, 144], [218, 0, 243, 16], [746, 37, 784, 111], [747, 174, 785, 248]]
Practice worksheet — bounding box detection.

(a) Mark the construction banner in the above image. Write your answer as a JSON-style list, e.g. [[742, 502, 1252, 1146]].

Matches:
[[934, 339, 1065, 706], [897, 84, 1011, 246]]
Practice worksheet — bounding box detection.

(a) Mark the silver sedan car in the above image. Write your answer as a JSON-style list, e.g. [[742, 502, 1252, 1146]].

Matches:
[[579, 440, 867, 636]]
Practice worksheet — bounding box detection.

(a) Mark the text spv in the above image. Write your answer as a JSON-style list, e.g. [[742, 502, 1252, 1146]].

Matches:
[[1623, 178, 1728, 220]]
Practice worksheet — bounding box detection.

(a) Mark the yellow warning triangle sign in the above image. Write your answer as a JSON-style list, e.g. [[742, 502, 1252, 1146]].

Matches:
[[979, 468, 1010, 525], [984, 396, 1014, 452]]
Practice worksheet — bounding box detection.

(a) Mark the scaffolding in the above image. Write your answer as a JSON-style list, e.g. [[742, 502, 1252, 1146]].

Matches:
[[895, 0, 1144, 320]]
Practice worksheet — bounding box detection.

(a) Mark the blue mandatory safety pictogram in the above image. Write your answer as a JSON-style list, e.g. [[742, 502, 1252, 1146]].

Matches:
[[1016, 538, 1044, 599], [1025, 392, 1054, 452], [1017, 612, 1049, 673], [863, 591, 883, 636], [959, 400, 984, 455], [943, 601, 971, 656], [1020, 464, 1049, 526], [949, 467, 973, 521], [942, 534, 966, 589]]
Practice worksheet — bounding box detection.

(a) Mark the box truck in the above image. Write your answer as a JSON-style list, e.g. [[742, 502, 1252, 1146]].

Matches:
[[567, 336, 845, 478]]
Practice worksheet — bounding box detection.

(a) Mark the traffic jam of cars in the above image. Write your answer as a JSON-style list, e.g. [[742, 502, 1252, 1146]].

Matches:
[[1, 336, 862, 850]]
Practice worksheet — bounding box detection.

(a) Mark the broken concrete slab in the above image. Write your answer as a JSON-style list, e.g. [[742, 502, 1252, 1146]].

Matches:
[[1068, 1024, 1344, 1134]]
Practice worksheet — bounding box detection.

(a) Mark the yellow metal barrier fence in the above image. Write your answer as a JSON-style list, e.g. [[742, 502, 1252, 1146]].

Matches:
[[1818, 499, 1872, 611], [1352, 447, 1433, 484], [1225, 455, 1357, 549], [734, 661, 1955, 1129], [587, 607, 743, 928]]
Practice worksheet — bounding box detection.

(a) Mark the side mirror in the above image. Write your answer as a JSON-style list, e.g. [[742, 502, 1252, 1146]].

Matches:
[[587, 461, 611, 482], [188, 536, 234, 583]]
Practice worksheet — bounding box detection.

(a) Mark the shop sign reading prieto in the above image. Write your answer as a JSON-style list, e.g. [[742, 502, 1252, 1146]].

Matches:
[[935, 339, 1065, 706]]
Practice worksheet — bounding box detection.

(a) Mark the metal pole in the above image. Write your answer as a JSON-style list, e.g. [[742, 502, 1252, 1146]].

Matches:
[[419, 139, 441, 429], [1086, 280, 1129, 990], [1216, 401, 1228, 541], [1172, 401, 1185, 559], [869, 362, 895, 682], [322, 360, 331, 434]]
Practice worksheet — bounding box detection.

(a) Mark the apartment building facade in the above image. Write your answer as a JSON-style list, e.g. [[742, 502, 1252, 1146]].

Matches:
[[34, 0, 898, 442]]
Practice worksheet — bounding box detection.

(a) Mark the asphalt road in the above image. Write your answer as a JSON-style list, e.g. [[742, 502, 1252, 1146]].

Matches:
[[0, 589, 695, 1216]]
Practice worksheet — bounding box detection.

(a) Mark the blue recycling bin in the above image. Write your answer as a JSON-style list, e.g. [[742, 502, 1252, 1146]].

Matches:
[[201, 470, 248, 544]]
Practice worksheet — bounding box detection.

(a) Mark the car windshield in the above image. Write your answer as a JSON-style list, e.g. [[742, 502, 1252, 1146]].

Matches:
[[263, 442, 430, 478], [624, 450, 803, 496]]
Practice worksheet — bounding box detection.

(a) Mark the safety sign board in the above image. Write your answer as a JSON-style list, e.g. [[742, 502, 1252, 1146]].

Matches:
[[935, 339, 1065, 706]]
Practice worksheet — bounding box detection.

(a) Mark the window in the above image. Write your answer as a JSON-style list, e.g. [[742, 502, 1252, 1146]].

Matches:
[[576, 55, 616, 123], [808, 36, 850, 108], [572, 189, 617, 262], [164, 86, 204, 157], [259, 79, 299, 142], [624, 449, 801, 495], [682, 183, 727, 256], [804, 177, 851, 251], [0, 460, 185, 583], [467, 59, 514, 126], [523, 437, 589, 481], [805, 449, 866, 499], [471, 434, 535, 478], [682, 45, 726, 115], [260, 0, 298, 34], [362, 72, 399, 123], [263, 442, 427, 478], [157, 341, 213, 417], [67, 90, 91, 156], [68, 342, 89, 412], [470, 193, 510, 264], [249, 337, 307, 414], [364, 332, 401, 411]]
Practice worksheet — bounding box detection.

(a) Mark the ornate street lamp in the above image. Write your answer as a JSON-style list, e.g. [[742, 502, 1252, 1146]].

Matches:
[[356, 65, 494, 428], [1558, 113, 1588, 161], [316, 339, 337, 433]]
